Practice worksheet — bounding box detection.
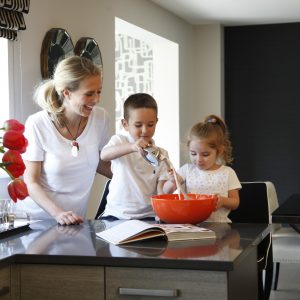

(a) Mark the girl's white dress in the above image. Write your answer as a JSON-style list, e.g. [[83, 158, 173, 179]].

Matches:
[[177, 164, 241, 222]]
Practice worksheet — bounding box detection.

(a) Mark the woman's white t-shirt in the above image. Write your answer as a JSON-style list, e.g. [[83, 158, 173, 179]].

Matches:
[[16, 107, 110, 220], [102, 133, 169, 219], [177, 164, 241, 222]]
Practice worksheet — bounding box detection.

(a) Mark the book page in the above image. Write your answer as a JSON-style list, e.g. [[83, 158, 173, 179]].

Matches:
[[96, 220, 163, 245], [156, 224, 216, 241]]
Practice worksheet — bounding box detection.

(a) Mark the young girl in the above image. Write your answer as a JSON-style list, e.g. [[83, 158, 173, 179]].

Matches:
[[100, 93, 169, 220], [163, 114, 241, 222]]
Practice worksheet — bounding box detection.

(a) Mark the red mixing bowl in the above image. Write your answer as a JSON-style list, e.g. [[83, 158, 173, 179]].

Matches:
[[151, 194, 217, 224]]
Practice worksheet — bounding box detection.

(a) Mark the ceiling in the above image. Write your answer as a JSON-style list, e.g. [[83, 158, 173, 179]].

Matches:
[[151, 0, 300, 26]]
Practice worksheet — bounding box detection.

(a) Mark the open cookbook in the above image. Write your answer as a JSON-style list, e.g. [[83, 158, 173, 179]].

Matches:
[[96, 220, 216, 245]]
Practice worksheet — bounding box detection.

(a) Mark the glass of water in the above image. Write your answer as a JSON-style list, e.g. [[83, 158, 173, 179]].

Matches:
[[0, 198, 10, 231]]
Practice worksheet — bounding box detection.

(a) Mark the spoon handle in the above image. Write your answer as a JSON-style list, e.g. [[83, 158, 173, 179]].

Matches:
[[167, 161, 189, 200]]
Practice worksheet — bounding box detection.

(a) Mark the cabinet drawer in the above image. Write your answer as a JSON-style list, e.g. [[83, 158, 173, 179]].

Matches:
[[19, 264, 104, 300], [106, 267, 227, 300], [0, 266, 10, 300]]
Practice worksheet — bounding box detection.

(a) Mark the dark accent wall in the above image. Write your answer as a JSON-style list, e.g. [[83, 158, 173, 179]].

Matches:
[[225, 23, 300, 204]]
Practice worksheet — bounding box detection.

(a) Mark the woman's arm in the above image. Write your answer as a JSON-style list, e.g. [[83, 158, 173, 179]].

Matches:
[[24, 160, 84, 225], [96, 159, 112, 178]]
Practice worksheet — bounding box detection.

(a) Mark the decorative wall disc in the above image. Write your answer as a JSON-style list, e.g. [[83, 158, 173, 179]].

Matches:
[[40, 28, 74, 79], [74, 37, 103, 67]]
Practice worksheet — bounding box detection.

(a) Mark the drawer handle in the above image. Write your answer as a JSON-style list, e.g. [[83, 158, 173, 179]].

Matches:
[[0, 286, 9, 297], [119, 287, 178, 297]]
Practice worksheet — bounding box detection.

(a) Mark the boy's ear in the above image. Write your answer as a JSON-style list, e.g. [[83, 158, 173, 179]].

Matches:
[[121, 119, 128, 130]]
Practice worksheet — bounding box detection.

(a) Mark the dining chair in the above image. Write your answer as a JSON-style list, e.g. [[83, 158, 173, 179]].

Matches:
[[94, 179, 111, 219], [271, 194, 300, 291], [228, 181, 277, 300]]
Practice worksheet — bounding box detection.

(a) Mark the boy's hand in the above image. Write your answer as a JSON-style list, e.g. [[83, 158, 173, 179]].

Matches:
[[133, 139, 152, 154]]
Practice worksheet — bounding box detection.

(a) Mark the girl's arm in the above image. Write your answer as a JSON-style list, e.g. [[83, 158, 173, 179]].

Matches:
[[157, 180, 167, 194], [162, 180, 177, 194], [162, 170, 184, 194], [216, 189, 240, 211], [24, 160, 84, 225]]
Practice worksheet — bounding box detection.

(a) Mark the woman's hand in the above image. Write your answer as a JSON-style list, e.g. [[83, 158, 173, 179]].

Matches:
[[54, 210, 84, 225]]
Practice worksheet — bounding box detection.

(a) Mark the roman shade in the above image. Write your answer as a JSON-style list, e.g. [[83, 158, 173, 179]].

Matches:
[[0, 0, 30, 41]]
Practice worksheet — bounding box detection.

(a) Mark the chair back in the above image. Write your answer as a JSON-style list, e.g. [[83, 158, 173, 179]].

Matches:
[[229, 181, 279, 224], [95, 179, 111, 219]]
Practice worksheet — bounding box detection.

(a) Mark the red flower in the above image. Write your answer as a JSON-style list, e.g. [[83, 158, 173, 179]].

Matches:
[[2, 130, 28, 153], [7, 178, 29, 203], [1, 119, 29, 203], [2, 119, 25, 134], [2, 150, 26, 178]]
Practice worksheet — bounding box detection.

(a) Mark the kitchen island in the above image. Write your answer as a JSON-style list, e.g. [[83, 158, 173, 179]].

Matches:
[[0, 220, 270, 300]]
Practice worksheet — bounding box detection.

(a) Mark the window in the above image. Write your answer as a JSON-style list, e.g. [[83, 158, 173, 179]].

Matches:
[[0, 38, 9, 126], [115, 18, 179, 167]]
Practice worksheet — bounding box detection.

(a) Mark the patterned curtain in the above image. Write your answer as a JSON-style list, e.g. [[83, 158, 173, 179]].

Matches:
[[0, 0, 30, 41]]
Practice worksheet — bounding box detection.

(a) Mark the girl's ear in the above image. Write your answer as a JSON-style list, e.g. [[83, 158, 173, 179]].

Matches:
[[121, 119, 128, 131], [217, 145, 224, 155]]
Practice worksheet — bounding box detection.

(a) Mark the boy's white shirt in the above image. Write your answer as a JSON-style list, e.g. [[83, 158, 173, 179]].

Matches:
[[102, 132, 169, 219]]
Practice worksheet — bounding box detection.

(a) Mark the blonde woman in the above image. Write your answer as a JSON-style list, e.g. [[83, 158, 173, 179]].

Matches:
[[18, 56, 112, 225]]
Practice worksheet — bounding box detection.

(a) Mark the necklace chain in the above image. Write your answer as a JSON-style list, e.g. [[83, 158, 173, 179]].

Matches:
[[64, 117, 82, 141], [63, 117, 82, 157]]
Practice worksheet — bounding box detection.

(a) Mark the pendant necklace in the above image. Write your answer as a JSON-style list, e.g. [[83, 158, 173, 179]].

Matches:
[[63, 117, 82, 157]]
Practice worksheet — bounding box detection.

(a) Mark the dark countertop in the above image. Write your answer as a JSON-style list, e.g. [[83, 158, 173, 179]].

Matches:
[[0, 220, 270, 272]]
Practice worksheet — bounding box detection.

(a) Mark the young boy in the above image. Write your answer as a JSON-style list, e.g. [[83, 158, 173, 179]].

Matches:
[[100, 93, 169, 220]]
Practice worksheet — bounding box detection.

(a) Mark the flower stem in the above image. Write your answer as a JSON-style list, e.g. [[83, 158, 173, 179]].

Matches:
[[0, 165, 14, 180]]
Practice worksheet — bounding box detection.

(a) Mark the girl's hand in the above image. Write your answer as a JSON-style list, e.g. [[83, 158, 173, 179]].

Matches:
[[55, 210, 84, 225], [215, 194, 224, 210], [168, 169, 184, 185], [214, 190, 240, 211], [167, 169, 176, 183]]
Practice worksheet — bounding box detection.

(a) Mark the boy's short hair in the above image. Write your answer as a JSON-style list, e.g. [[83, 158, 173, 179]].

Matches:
[[123, 93, 158, 120]]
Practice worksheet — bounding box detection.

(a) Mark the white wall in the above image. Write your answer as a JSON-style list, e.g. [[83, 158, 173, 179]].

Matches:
[[11, 0, 223, 218]]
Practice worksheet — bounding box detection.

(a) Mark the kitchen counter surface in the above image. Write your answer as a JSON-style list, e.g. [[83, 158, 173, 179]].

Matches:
[[0, 220, 270, 271]]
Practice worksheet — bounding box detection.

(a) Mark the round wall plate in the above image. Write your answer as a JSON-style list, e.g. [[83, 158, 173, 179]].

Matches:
[[74, 37, 103, 67], [40, 28, 74, 79]]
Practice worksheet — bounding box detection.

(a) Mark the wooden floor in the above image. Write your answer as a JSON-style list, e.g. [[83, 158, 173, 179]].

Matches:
[[270, 263, 300, 300]]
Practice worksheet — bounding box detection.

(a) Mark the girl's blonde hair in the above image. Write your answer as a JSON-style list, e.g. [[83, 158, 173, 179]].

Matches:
[[34, 56, 102, 124], [188, 114, 233, 164]]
